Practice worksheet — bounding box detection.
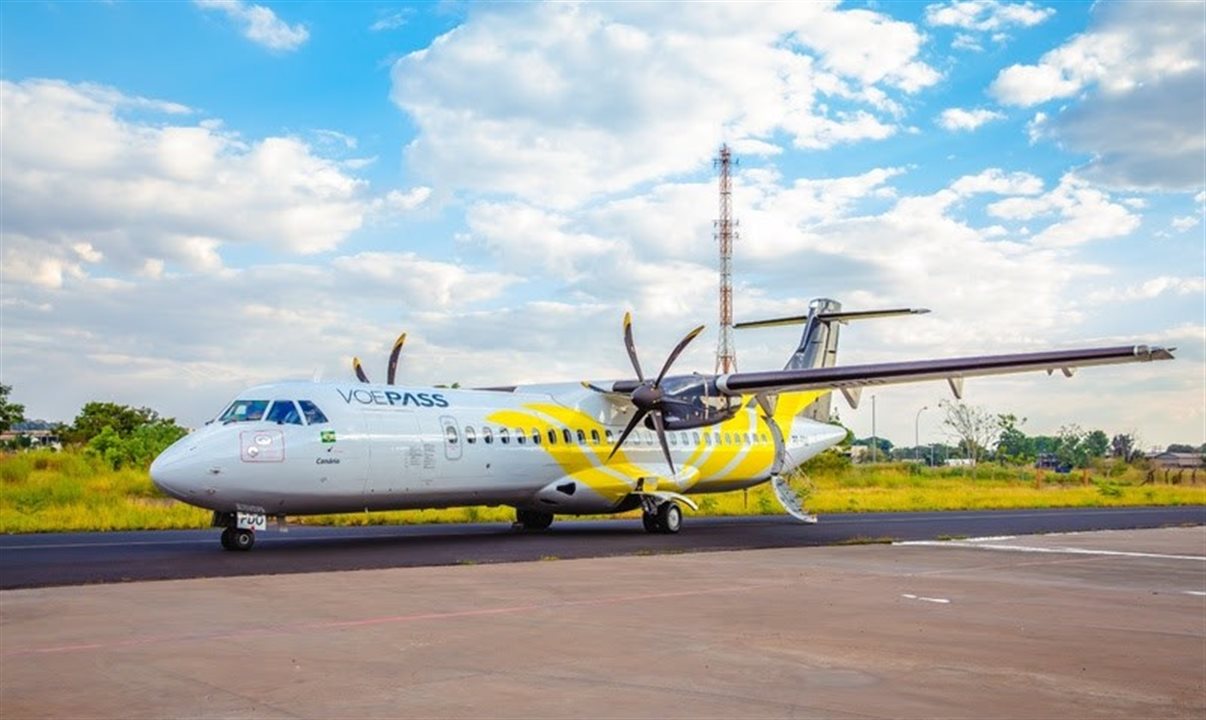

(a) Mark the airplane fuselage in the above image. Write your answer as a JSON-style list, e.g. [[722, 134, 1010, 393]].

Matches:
[[150, 380, 847, 518]]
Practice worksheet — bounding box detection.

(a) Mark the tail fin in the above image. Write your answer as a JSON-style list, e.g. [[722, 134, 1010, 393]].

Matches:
[[737, 299, 929, 421]]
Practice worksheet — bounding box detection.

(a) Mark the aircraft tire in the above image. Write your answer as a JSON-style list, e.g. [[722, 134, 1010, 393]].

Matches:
[[219, 527, 235, 550], [657, 502, 682, 534], [229, 528, 256, 551], [641, 512, 659, 533], [517, 510, 554, 531]]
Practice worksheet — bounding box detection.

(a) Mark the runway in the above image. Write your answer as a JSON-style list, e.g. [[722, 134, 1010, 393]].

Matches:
[[3, 526, 1203, 718], [2, 506, 1203, 589]]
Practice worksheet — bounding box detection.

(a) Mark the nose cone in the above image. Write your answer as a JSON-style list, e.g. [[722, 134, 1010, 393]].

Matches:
[[150, 440, 193, 502]]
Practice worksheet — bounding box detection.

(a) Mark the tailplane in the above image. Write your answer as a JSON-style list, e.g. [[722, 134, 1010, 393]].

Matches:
[[736, 299, 928, 420]]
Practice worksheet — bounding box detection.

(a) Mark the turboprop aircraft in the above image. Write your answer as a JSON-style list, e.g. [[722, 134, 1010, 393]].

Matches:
[[150, 299, 1174, 550]]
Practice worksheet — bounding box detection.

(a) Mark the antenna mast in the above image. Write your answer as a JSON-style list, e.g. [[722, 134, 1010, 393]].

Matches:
[[714, 143, 738, 374]]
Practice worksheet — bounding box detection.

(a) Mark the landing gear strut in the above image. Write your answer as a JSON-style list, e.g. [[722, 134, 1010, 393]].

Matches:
[[515, 509, 554, 530], [641, 501, 682, 534]]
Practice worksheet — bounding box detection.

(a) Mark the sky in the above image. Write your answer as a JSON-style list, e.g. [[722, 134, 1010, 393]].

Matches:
[[1, 0, 1203, 451]]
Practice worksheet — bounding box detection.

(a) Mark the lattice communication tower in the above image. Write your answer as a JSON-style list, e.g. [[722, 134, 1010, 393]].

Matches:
[[714, 144, 739, 374]]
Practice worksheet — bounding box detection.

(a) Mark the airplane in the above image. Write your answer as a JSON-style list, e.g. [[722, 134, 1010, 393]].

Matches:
[[149, 298, 1174, 551]]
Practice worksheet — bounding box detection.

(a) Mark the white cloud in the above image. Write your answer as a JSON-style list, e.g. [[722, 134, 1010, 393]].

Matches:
[[1171, 215, 1200, 232], [0, 79, 371, 286], [937, 107, 1005, 131], [987, 174, 1139, 247], [950, 168, 1043, 196], [987, 2, 1203, 191], [375, 187, 433, 214], [195, 0, 309, 52], [1086, 276, 1206, 304], [925, 1, 1054, 32], [391, 2, 938, 208], [370, 10, 412, 32]]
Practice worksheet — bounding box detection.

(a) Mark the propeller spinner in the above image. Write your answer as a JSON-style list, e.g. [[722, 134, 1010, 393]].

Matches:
[[604, 313, 705, 475]]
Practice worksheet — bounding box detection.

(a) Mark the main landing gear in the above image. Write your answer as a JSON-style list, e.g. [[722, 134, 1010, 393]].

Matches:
[[641, 501, 682, 534], [515, 509, 554, 530]]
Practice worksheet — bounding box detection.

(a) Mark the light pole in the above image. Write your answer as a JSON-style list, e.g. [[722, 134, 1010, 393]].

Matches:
[[914, 405, 928, 461], [870, 395, 877, 463]]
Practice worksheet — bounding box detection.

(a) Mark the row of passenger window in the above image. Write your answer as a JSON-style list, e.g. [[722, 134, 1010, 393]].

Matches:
[[447, 425, 770, 448]]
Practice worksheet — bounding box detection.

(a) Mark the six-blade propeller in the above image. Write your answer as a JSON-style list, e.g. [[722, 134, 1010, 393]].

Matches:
[[352, 332, 407, 385], [604, 313, 705, 475]]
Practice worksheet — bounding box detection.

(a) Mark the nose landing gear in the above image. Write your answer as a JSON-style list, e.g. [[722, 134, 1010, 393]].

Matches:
[[220, 526, 256, 551]]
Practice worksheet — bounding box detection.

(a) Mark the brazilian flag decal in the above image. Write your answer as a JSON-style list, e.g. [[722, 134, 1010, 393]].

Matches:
[[320, 430, 337, 444]]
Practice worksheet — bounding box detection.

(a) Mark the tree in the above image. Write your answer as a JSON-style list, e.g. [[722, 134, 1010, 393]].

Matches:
[[87, 420, 187, 470], [0, 384, 25, 434], [1055, 425, 1096, 469], [940, 400, 1000, 465], [1111, 433, 1138, 462], [1083, 430, 1109, 460], [62, 403, 161, 445], [995, 413, 1032, 463], [1167, 443, 1197, 453]]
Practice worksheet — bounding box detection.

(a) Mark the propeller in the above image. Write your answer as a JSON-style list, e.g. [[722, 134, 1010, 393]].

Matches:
[[352, 332, 407, 384], [604, 313, 705, 475]]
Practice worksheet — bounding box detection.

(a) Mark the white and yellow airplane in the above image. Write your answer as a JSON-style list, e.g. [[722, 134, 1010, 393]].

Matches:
[[150, 299, 1174, 551]]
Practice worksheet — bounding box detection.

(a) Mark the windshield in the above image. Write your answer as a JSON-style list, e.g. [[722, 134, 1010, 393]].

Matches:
[[219, 400, 269, 423]]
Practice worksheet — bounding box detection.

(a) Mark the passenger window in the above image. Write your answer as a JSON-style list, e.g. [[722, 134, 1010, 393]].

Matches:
[[500, 428, 510, 444], [445, 425, 459, 445], [576, 429, 586, 445], [705, 433, 712, 446], [692, 432, 700, 445], [298, 400, 328, 425], [532, 429, 541, 445], [724, 433, 732, 445], [745, 433, 752, 444], [605, 429, 614, 443], [515, 428, 526, 445], [548, 429, 558, 445], [761, 434, 769, 443], [266, 400, 303, 425], [220, 399, 269, 423], [465, 426, 476, 444], [562, 428, 572, 444], [590, 429, 600, 445], [669, 433, 678, 446], [483, 427, 494, 444]]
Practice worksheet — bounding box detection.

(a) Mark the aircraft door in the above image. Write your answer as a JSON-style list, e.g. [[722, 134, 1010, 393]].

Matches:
[[439, 415, 462, 461]]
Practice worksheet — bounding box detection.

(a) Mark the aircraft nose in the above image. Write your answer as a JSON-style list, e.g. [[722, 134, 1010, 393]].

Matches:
[[150, 444, 191, 500]]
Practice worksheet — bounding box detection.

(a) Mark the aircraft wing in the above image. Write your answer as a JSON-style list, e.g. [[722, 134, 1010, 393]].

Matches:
[[712, 344, 1174, 401]]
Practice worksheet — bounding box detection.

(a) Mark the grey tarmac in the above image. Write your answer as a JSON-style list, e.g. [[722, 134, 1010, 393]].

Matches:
[[2, 526, 1204, 719]]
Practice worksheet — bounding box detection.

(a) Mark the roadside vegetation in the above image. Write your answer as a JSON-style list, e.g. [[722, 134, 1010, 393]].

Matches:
[[2, 447, 1201, 533]]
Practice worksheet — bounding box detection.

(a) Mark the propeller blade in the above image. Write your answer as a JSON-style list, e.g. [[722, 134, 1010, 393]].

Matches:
[[654, 324, 705, 386], [581, 381, 615, 394], [650, 411, 675, 475], [386, 332, 407, 385], [606, 409, 648, 463], [623, 312, 644, 382], [353, 357, 370, 384]]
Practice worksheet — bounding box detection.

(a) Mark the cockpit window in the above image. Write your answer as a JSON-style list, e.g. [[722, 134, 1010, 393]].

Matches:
[[266, 400, 303, 426], [220, 400, 269, 423], [298, 400, 328, 425]]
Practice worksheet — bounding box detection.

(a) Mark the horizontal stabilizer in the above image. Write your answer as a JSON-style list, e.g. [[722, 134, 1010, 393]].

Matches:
[[736, 307, 928, 329]]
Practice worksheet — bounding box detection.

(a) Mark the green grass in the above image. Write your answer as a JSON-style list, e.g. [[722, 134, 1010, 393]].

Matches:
[[1, 450, 1202, 533]]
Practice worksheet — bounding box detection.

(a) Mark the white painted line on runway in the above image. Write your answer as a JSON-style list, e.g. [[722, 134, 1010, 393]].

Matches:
[[1183, 590, 1206, 597], [964, 535, 1016, 542], [902, 593, 951, 604], [897, 540, 1206, 562]]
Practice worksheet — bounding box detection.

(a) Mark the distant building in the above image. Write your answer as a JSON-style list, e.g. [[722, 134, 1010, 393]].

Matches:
[[1151, 452, 1205, 469], [1, 420, 62, 450]]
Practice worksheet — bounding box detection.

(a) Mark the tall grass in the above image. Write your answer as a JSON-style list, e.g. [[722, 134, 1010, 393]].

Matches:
[[1, 451, 1201, 533]]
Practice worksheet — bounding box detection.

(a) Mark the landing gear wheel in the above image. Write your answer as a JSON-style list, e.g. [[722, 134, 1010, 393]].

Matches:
[[221, 527, 255, 551], [516, 509, 554, 531], [656, 502, 682, 534], [641, 512, 659, 533]]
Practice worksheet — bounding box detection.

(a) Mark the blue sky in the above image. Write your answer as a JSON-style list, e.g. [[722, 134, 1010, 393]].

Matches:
[[2, 0, 1203, 449]]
